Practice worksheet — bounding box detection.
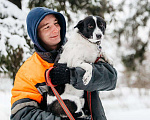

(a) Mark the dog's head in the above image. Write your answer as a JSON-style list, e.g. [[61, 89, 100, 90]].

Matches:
[[74, 16, 106, 43]]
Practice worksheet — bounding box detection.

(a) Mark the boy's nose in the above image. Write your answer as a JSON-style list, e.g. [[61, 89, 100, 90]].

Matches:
[[52, 25, 59, 33]]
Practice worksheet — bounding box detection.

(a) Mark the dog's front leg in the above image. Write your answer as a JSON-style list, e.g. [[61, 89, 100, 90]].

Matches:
[[73, 61, 92, 85]]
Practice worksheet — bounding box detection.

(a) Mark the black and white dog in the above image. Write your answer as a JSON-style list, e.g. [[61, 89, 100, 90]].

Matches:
[[47, 16, 106, 118]]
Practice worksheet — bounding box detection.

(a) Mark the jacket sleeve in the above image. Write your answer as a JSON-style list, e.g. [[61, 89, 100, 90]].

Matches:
[[70, 61, 117, 91], [10, 98, 61, 120]]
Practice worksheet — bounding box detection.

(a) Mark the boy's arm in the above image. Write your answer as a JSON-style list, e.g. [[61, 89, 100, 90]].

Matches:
[[70, 61, 117, 91]]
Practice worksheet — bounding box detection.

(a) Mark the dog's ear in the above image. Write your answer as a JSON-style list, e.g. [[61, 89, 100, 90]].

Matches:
[[104, 21, 106, 29], [74, 20, 84, 31]]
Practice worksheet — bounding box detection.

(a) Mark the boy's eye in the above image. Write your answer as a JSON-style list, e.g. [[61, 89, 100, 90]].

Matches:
[[44, 25, 50, 29], [54, 22, 59, 25]]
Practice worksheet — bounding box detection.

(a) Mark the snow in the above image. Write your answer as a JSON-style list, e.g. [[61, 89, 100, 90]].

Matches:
[[100, 87, 150, 120], [106, 109, 150, 120], [0, 76, 13, 120], [0, 0, 30, 60]]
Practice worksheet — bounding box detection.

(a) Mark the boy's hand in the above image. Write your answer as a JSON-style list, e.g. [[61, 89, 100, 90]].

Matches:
[[46, 63, 70, 85]]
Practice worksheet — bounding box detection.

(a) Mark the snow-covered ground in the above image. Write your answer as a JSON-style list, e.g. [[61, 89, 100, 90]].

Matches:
[[106, 108, 150, 120], [0, 77, 150, 120], [0, 77, 13, 120], [100, 87, 150, 120]]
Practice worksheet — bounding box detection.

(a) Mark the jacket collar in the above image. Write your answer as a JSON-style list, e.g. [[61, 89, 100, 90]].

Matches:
[[35, 45, 61, 63]]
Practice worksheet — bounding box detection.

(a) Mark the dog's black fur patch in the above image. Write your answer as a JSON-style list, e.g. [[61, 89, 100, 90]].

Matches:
[[74, 16, 106, 39], [47, 85, 65, 96], [47, 99, 77, 116]]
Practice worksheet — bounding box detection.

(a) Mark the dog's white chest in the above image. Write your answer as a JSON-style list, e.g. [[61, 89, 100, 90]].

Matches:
[[59, 33, 100, 66]]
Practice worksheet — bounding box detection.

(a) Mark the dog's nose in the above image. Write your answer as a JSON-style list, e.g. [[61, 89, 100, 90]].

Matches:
[[96, 34, 102, 39]]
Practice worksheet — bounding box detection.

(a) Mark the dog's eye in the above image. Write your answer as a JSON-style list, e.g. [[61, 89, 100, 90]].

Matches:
[[88, 25, 94, 29], [100, 24, 105, 29], [98, 24, 103, 28], [98, 24, 105, 30]]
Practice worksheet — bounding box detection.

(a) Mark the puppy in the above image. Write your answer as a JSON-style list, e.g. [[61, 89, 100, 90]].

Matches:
[[47, 16, 106, 118]]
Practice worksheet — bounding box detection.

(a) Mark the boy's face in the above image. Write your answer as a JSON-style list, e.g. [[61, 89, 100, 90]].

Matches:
[[38, 14, 61, 50]]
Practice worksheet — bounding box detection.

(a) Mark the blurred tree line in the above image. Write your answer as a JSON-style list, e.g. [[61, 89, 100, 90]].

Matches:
[[0, 0, 150, 88]]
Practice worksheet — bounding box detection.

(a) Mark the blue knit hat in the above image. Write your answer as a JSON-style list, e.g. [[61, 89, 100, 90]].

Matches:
[[26, 7, 66, 52]]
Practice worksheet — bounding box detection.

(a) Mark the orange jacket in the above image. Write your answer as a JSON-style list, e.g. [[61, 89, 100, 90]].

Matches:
[[11, 52, 54, 106]]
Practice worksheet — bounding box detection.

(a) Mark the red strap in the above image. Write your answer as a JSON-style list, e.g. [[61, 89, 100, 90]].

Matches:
[[46, 67, 75, 120], [95, 54, 102, 63], [87, 91, 93, 120], [45, 67, 57, 87]]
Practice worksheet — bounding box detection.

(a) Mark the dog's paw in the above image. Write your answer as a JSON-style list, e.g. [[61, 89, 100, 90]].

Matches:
[[82, 72, 92, 85]]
